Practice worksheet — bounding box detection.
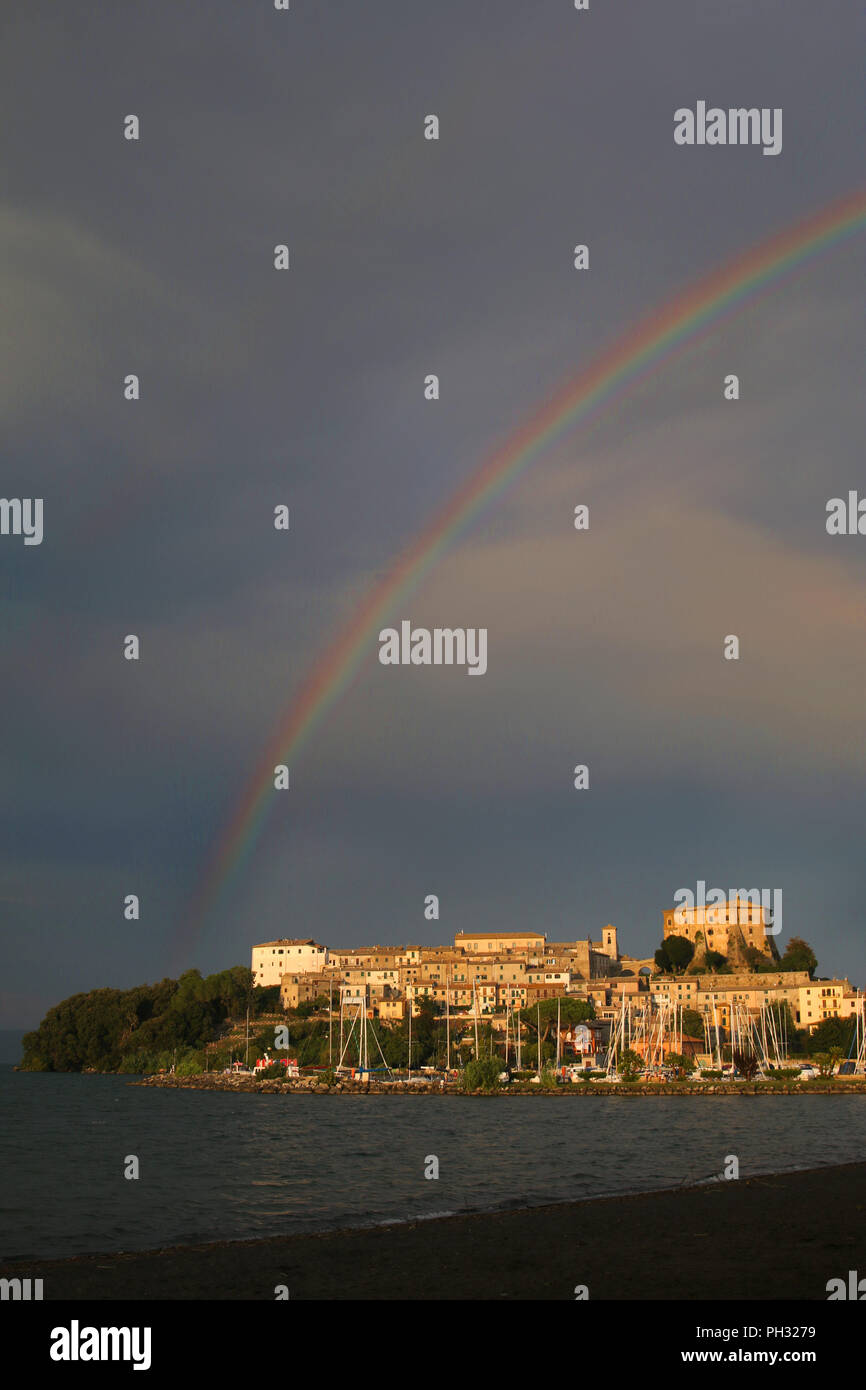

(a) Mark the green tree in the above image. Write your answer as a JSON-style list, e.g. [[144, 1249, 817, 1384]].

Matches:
[[704, 950, 729, 972], [518, 997, 595, 1047], [732, 1049, 759, 1081], [814, 1052, 835, 1078], [665, 1052, 695, 1076], [251, 984, 281, 1015], [656, 935, 694, 975], [682, 1008, 705, 1041], [619, 1049, 643, 1082], [743, 947, 773, 973], [779, 937, 818, 979], [462, 1058, 503, 1092], [809, 1016, 855, 1054], [20, 965, 269, 1073]]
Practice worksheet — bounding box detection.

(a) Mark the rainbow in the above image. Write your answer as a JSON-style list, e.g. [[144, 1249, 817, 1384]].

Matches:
[[177, 188, 866, 965]]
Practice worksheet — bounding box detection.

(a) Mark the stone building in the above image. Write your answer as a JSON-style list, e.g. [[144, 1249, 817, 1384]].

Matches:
[[662, 896, 776, 964], [251, 938, 328, 988], [279, 972, 333, 1010]]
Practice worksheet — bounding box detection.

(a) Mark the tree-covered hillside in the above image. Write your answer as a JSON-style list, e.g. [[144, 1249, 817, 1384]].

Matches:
[[20, 967, 278, 1073]]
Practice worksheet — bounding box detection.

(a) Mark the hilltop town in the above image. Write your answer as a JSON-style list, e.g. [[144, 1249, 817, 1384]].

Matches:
[[252, 898, 862, 1072]]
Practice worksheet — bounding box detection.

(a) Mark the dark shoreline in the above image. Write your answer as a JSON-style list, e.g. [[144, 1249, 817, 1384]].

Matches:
[[130, 1073, 866, 1096], [5, 1160, 864, 1301]]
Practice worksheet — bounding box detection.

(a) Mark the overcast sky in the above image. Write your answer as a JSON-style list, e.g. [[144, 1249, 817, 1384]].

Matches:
[[1, 1, 863, 1028]]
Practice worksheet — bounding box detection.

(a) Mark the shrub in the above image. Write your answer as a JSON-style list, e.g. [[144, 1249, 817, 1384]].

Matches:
[[666, 1052, 695, 1076], [248, 1061, 287, 1080], [732, 1050, 760, 1081], [175, 1050, 206, 1076], [462, 1059, 503, 1092], [619, 1049, 643, 1082]]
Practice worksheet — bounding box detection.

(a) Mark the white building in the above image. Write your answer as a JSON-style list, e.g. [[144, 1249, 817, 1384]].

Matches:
[[251, 938, 328, 988]]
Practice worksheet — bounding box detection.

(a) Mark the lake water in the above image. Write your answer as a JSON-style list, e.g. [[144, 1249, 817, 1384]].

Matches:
[[2, 1067, 865, 1261]]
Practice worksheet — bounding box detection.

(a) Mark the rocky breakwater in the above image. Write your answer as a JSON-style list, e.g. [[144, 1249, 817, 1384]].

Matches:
[[132, 1073, 448, 1095], [131, 1074, 866, 1096]]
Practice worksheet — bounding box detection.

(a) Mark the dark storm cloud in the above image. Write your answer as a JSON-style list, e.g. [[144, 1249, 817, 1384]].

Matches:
[[0, 1, 863, 1024]]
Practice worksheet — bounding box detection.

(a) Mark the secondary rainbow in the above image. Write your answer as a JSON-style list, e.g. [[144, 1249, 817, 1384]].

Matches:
[[178, 188, 866, 964]]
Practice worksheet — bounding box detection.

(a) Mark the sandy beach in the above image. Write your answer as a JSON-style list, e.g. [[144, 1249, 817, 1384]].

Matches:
[[5, 1160, 863, 1301]]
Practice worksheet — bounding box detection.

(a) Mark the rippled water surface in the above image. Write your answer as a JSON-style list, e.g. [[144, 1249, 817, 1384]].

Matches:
[[2, 1068, 865, 1259]]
